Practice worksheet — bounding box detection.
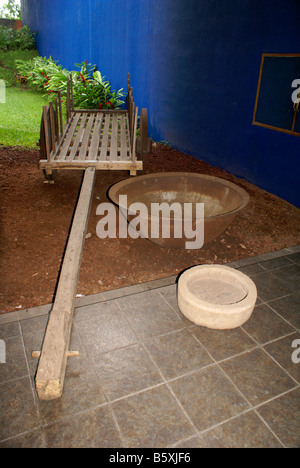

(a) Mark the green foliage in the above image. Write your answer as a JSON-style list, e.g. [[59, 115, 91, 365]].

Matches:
[[0, 48, 39, 86], [0, 25, 37, 51], [0, 0, 21, 20], [15, 55, 67, 91], [16, 57, 125, 110]]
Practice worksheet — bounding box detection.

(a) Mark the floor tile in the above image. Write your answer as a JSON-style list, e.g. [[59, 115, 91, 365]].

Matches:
[[144, 329, 213, 379], [220, 348, 296, 406], [0, 429, 45, 448], [242, 303, 294, 344], [259, 256, 293, 270], [36, 345, 106, 425], [251, 271, 293, 302], [116, 289, 162, 311], [263, 333, 300, 383], [77, 302, 137, 355], [93, 343, 163, 401], [74, 299, 120, 323], [158, 288, 193, 326], [0, 250, 299, 448], [271, 264, 300, 293], [119, 294, 185, 340], [0, 321, 20, 339], [191, 326, 256, 362], [22, 327, 47, 376], [266, 294, 300, 329], [257, 387, 300, 448], [199, 411, 283, 448], [112, 384, 195, 448], [0, 377, 40, 440], [20, 314, 49, 335], [0, 335, 28, 383], [286, 252, 300, 264], [44, 405, 123, 448], [170, 365, 249, 431], [237, 263, 266, 276]]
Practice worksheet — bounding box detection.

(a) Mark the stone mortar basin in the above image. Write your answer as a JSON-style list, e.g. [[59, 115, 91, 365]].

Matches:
[[177, 265, 257, 329], [108, 172, 250, 249]]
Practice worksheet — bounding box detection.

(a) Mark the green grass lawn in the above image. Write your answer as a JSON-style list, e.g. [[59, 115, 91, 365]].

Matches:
[[0, 87, 48, 147], [0, 49, 46, 148]]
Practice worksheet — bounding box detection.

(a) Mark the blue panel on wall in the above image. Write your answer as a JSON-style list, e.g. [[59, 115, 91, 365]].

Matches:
[[254, 55, 300, 131]]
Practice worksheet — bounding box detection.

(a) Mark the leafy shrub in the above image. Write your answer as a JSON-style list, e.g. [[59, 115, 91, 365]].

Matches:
[[0, 49, 39, 86], [16, 57, 125, 110], [0, 26, 36, 51], [15, 56, 67, 91]]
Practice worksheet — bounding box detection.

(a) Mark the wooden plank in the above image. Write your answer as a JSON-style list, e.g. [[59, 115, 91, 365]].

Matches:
[[78, 113, 96, 160], [70, 75, 74, 111], [99, 113, 111, 160], [54, 97, 59, 141], [35, 167, 96, 400], [89, 113, 104, 161], [66, 79, 71, 122], [49, 102, 56, 154], [131, 106, 138, 164], [119, 114, 128, 160], [56, 113, 81, 160], [68, 113, 88, 160], [58, 91, 63, 137], [42, 106, 51, 162], [110, 113, 118, 160], [39, 159, 143, 171]]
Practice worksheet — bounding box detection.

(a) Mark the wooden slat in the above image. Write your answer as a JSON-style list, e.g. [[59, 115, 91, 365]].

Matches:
[[56, 113, 81, 160], [54, 97, 59, 141], [42, 106, 51, 161], [131, 106, 138, 164], [39, 159, 143, 171], [110, 113, 118, 160], [49, 102, 56, 154], [99, 113, 111, 160], [70, 75, 74, 111], [78, 113, 96, 160], [119, 114, 128, 160], [58, 91, 63, 137], [66, 79, 71, 121], [89, 113, 104, 161], [68, 113, 88, 160], [35, 167, 96, 400]]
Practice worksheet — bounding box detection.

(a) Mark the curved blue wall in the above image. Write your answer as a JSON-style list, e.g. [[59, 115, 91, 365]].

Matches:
[[21, 0, 300, 207]]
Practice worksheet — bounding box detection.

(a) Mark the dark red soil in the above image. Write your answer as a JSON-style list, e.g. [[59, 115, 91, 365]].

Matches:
[[0, 143, 299, 313]]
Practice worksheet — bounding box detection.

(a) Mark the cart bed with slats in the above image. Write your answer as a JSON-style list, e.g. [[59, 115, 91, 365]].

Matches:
[[39, 74, 147, 177]]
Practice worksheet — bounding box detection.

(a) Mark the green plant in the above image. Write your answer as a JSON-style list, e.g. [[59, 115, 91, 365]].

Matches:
[[0, 49, 39, 86], [17, 57, 125, 110], [0, 25, 36, 51], [16, 56, 67, 91]]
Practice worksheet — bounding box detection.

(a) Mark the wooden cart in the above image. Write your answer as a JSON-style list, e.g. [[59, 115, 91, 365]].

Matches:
[[39, 74, 148, 178], [34, 75, 150, 400]]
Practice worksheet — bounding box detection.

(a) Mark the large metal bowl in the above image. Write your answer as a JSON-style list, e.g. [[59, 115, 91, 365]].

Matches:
[[108, 172, 250, 249]]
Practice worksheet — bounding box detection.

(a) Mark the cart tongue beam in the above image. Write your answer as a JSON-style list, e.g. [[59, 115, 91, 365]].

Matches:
[[35, 167, 96, 400]]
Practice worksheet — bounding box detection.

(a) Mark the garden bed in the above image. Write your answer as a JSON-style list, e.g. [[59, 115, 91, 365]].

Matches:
[[0, 143, 299, 313]]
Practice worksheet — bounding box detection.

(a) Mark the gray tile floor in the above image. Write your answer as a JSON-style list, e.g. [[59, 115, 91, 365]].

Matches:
[[0, 246, 299, 448]]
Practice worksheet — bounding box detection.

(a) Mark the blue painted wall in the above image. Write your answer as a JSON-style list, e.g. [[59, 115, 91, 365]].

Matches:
[[21, 0, 300, 207]]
